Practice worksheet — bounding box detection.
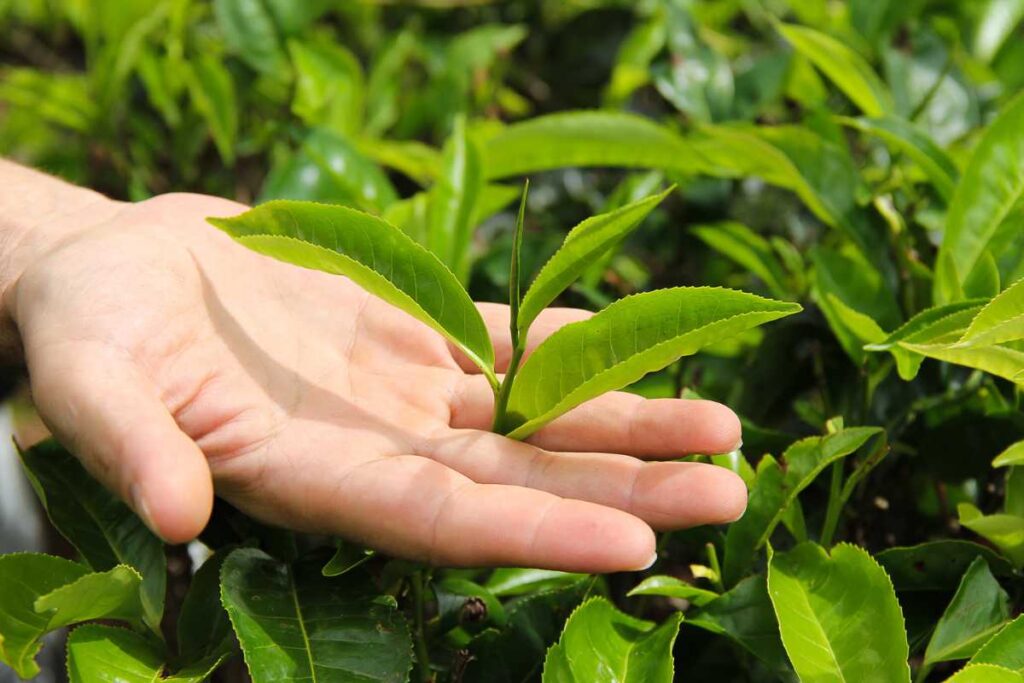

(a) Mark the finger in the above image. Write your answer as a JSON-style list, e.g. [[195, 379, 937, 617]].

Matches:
[[450, 374, 743, 457], [26, 343, 214, 543], [450, 303, 592, 373], [423, 430, 747, 529], [224, 451, 656, 572]]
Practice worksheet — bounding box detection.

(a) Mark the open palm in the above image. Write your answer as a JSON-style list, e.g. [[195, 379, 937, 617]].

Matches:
[[10, 192, 746, 572]]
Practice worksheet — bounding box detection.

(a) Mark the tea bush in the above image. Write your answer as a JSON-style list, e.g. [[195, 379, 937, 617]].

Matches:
[[1, 1, 1023, 682]]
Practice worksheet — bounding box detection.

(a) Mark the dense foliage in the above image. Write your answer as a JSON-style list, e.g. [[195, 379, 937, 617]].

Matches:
[[2, 0, 1024, 681]]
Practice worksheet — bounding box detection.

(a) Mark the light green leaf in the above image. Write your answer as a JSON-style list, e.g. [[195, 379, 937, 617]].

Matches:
[[66, 624, 226, 683], [185, 53, 238, 165], [865, 301, 987, 380], [18, 439, 166, 632], [503, 288, 801, 438], [209, 200, 496, 383], [481, 111, 704, 179], [723, 427, 883, 585], [484, 568, 588, 598], [288, 39, 364, 136], [971, 615, 1024, 672], [518, 188, 670, 336], [357, 138, 442, 186], [778, 23, 894, 116], [974, 0, 1024, 62], [768, 543, 910, 682], [994, 441, 1024, 468], [542, 597, 682, 683], [692, 221, 792, 299], [35, 565, 143, 628], [925, 557, 1010, 666], [428, 115, 484, 282], [936, 91, 1024, 302], [899, 340, 1024, 385], [957, 277, 1024, 348], [0, 553, 89, 678], [958, 504, 1024, 568], [946, 665, 1024, 683], [220, 548, 413, 683], [838, 115, 958, 200], [627, 575, 719, 606], [825, 293, 888, 345], [688, 574, 789, 671], [0, 67, 96, 133]]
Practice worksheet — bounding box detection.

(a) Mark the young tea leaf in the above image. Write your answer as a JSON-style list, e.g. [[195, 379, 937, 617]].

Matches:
[[541, 597, 682, 683], [924, 557, 1010, 666], [626, 575, 719, 606], [691, 221, 792, 299], [957, 504, 1024, 568], [945, 665, 1024, 683], [517, 187, 670, 337], [209, 200, 496, 384], [502, 287, 801, 438], [994, 440, 1024, 468], [956, 277, 1024, 348], [865, 301, 987, 380], [768, 543, 911, 682], [428, 114, 484, 283], [220, 548, 413, 683], [971, 615, 1024, 673]]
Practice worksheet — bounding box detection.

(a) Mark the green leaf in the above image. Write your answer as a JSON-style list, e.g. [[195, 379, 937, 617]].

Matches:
[[518, 188, 670, 337], [34, 565, 143, 627], [778, 23, 894, 116], [838, 115, 958, 200], [0, 553, 88, 678], [213, 0, 289, 77], [688, 574, 789, 671], [972, 615, 1024, 672], [958, 504, 1024, 568], [994, 440, 1024, 467], [627, 575, 719, 606], [692, 221, 792, 299], [209, 200, 496, 383], [542, 597, 682, 683], [177, 551, 235, 663], [321, 543, 375, 578], [483, 568, 588, 598], [502, 288, 800, 438], [723, 427, 883, 585], [768, 543, 910, 682], [946, 665, 1024, 683], [428, 115, 484, 282], [288, 39, 364, 136], [185, 53, 238, 165], [481, 111, 704, 179], [464, 577, 588, 683], [957, 277, 1024, 348], [433, 578, 506, 634], [876, 541, 1014, 591], [66, 624, 226, 683], [936, 91, 1024, 302], [865, 301, 987, 380], [899, 340, 1024, 385], [220, 548, 412, 683], [924, 557, 1010, 666], [18, 439, 166, 632], [357, 138, 442, 187], [0, 67, 96, 133]]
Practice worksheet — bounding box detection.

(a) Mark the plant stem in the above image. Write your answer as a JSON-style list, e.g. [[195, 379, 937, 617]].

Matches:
[[705, 542, 725, 592], [491, 341, 525, 433], [411, 571, 432, 682], [820, 460, 845, 547]]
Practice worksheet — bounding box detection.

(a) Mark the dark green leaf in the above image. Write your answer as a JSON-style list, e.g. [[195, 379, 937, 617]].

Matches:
[[876, 541, 1015, 591], [177, 551, 235, 663], [220, 548, 413, 682], [18, 439, 166, 631]]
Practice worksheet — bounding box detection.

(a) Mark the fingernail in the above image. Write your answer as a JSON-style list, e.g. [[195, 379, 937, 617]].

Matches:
[[639, 551, 658, 571], [129, 483, 157, 534], [727, 502, 748, 523], [732, 438, 743, 452]]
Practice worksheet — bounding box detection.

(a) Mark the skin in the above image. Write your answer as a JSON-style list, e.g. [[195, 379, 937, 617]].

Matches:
[[0, 160, 746, 573]]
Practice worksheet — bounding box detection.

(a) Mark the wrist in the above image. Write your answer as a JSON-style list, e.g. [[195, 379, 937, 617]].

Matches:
[[0, 161, 122, 360]]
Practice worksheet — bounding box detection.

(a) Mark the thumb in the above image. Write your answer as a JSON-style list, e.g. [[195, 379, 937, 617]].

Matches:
[[27, 345, 213, 543]]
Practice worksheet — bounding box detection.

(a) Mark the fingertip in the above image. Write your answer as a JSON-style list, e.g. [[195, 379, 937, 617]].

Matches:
[[132, 444, 214, 544], [536, 500, 656, 573], [687, 400, 743, 454], [709, 466, 748, 524]]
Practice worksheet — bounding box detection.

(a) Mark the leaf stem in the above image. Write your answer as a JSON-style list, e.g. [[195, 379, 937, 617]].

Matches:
[[819, 461, 845, 547], [492, 341, 525, 433], [411, 571, 432, 682]]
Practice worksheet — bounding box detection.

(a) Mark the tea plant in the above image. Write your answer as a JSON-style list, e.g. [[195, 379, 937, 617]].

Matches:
[[2, 0, 1024, 682]]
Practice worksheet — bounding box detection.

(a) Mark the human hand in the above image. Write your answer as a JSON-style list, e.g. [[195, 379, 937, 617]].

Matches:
[[3, 172, 746, 573]]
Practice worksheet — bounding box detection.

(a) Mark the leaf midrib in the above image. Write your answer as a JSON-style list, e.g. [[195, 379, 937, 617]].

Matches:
[[287, 566, 318, 683], [784, 573, 847, 681]]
